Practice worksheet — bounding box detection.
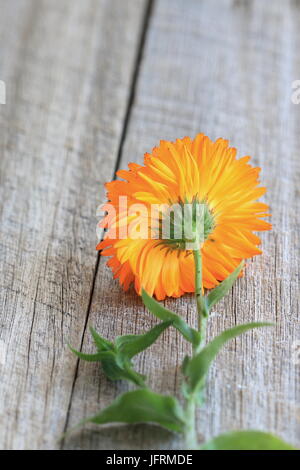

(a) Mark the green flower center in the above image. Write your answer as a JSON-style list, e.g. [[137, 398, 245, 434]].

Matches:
[[157, 199, 215, 251]]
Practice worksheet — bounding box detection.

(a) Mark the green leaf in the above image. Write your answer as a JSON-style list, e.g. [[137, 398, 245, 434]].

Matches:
[[86, 389, 185, 433], [201, 430, 296, 450], [69, 343, 146, 387], [90, 326, 114, 351], [207, 261, 244, 310], [102, 359, 146, 386], [68, 345, 114, 362], [115, 321, 172, 360], [181, 355, 190, 374], [185, 322, 273, 394], [142, 289, 201, 346]]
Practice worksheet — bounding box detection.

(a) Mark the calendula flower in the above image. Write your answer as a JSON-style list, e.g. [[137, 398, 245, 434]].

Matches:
[[97, 134, 271, 300]]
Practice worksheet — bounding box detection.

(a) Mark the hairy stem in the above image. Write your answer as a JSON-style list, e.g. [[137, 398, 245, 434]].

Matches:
[[184, 395, 198, 450], [193, 247, 208, 351], [184, 246, 208, 450]]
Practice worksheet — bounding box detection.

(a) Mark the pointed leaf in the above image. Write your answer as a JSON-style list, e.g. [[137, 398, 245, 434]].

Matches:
[[87, 389, 185, 433], [186, 322, 273, 393], [142, 289, 200, 345], [207, 261, 244, 310], [115, 321, 172, 360], [90, 326, 114, 351], [69, 345, 146, 386], [201, 430, 296, 450], [101, 355, 145, 385], [68, 345, 114, 362]]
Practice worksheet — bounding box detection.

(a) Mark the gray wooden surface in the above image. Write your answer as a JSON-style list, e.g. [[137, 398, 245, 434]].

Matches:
[[0, 0, 299, 450]]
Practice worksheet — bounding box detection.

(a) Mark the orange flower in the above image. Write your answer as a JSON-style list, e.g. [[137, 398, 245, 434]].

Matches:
[[97, 134, 271, 300]]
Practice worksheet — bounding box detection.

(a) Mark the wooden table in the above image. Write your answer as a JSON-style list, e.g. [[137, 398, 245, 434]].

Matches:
[[0, 0, 299, 450]]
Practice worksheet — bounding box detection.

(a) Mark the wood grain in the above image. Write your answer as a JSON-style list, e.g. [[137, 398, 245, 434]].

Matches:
[[0, 0, 147, 450], [64, 0, 300, 450], [1, 0, 299, 450]]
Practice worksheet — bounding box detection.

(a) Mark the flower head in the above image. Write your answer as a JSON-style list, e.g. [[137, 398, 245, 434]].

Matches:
[[97, 134, 271, 300]]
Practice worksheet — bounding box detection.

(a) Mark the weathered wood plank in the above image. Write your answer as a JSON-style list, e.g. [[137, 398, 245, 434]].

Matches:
[[64, 0, 300, 449], [0, 0, 147, 450]]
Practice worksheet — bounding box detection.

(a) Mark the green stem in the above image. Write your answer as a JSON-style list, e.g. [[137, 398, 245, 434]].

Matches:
[[184, 395, 197, 450], [184, 245, 208, 450], [193, 248, 208, 351]]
